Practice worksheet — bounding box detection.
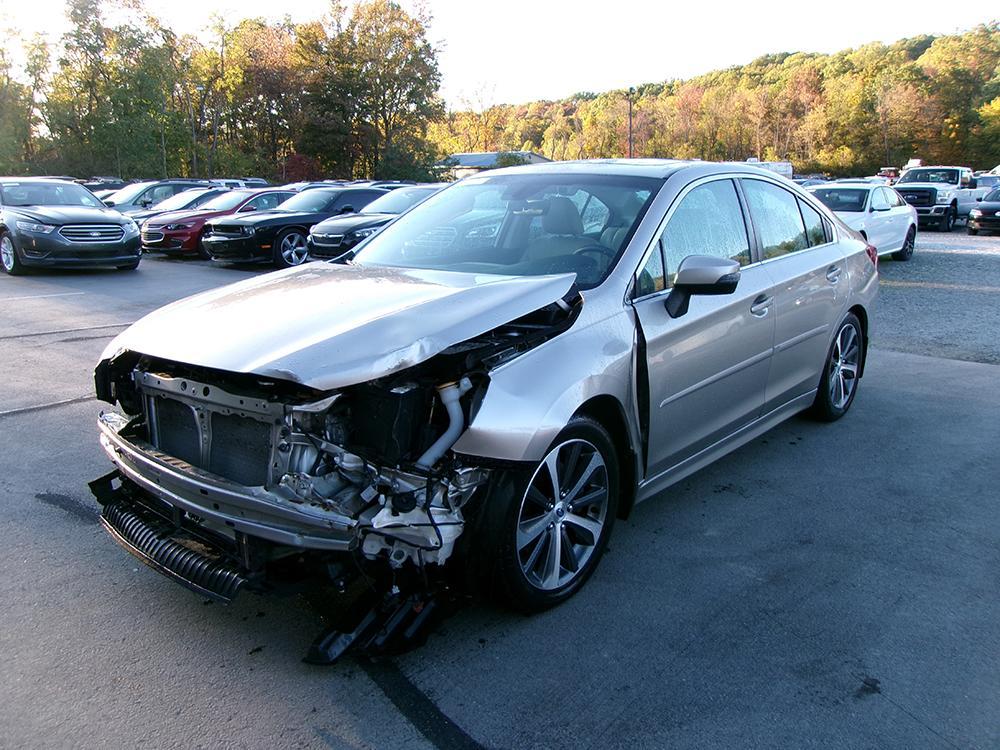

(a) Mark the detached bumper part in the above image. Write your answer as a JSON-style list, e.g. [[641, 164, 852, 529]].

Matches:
[[90, 471, 247, 603]]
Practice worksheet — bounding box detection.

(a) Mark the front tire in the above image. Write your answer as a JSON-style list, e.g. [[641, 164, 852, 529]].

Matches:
[[892, 226, 915, 261], [939, 206, 955, 232], [0, 232, 26, 275], [967, 227, 978, 236], [273, 229, 309, 268], [476, 416, 619, 613], [810, 313, 863, 422], [116, 258, 141, 271]]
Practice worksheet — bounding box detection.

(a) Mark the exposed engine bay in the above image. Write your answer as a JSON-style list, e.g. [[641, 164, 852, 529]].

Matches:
[[92, 292, 580, 658]]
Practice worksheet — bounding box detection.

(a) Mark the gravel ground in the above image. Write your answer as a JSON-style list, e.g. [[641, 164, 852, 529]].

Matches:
[[1, 233, 998, 750], [875, 227, 1000, 364]]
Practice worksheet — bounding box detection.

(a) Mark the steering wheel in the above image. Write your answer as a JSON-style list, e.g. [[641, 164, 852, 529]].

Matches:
[[572, 244, 617, 263]]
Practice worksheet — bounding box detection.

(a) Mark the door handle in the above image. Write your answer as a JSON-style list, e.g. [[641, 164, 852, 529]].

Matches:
[[750, 294, 772, 317], [826, 265, 842, 283]]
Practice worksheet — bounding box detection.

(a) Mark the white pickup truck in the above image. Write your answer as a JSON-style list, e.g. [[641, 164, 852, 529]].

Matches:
[[894, 166, 989, 231]]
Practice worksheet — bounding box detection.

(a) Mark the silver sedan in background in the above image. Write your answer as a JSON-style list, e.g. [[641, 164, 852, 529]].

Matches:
[[93, 160, 877, 629]]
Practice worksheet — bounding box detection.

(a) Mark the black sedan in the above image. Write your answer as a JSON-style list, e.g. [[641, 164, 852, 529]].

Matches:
[[307, 184, 445, 260], [202, 187, 387, 268], [968, 188, 1000, 235], [0, 178, 142, 275]]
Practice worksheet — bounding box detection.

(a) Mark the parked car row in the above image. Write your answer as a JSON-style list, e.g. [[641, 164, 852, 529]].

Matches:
[[0, 175, 447, 274]]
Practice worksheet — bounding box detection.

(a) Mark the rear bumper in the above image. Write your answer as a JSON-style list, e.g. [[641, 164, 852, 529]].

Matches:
[[97, 412, 356, 552]]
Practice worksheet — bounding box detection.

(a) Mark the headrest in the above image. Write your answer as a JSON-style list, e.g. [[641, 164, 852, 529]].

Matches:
[[543, 196, 584, 235]]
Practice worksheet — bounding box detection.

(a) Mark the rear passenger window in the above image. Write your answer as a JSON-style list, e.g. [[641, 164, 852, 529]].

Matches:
[[741, 179, 807, 259], [659, 179, 751, 283], [798, 199, 827, 247]]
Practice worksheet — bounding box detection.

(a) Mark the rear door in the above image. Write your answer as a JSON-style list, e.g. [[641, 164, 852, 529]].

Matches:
[[741, 178, 847, 411], [632, 177, 775, 477]]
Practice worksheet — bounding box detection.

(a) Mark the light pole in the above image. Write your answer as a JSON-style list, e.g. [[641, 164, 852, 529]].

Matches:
[[627, 87, 635, 159]]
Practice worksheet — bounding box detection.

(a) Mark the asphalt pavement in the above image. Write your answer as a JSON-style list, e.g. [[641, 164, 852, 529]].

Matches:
[[1, 233, 997, 749]]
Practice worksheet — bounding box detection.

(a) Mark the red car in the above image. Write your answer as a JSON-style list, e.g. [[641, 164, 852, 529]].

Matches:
[[141, 189, 294, 258]]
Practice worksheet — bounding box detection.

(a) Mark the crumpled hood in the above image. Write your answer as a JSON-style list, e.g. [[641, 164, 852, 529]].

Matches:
[[101, 263, 576, 391]]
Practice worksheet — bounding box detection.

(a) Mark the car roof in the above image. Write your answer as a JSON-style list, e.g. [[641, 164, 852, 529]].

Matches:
[[479, 158, 803, 182]]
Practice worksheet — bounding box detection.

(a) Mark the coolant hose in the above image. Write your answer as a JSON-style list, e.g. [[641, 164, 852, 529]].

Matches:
[[416, 377, 473, 469]]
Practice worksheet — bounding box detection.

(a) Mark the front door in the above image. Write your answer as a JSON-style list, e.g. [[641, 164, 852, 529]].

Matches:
[[632, 178, 775, 478]]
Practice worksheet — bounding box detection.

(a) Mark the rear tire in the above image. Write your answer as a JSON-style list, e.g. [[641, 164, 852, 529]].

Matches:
[[892, 226, 915, 261], [0, 232, 26, 276], [473, 416, 619, 613], [809, 313, 863, 422]]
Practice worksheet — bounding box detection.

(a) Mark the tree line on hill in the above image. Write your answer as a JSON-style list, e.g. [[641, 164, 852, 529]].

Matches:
[[0, 2, 997, 181]]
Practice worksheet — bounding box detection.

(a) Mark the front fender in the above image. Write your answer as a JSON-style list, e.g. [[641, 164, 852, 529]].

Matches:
[[452, 311, 636, 463]]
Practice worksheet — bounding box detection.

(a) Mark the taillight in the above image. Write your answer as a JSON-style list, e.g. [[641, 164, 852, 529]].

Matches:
[[865, 243, 878, 269]]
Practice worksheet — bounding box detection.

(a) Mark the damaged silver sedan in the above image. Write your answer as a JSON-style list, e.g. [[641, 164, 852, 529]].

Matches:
[[92, 160, 877, 658]]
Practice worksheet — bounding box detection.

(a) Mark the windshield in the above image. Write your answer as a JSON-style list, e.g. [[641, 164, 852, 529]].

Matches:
[[151, 189, 212, 211], [985, 189, 1000, 202], [810, 187, 869, 213], [363, 187, 439, 215], [199, 191, 254, 211], [105, 182, 153, 204], [898, 169, 959, 185], [0, 181, 105, 208], [353, 173, 660, 290], [276, 190, 338, 212]]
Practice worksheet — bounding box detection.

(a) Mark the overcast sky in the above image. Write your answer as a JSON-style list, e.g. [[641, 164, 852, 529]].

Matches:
[[4, 0, 997, 107]]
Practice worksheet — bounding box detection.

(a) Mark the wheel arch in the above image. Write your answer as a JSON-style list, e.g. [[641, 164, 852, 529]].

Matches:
[[847, 303, 870, 377]]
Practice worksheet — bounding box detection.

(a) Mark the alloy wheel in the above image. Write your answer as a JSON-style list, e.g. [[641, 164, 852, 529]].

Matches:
[[516, 438, 610, 591], [828, 323, 860, 410], [0, 235, 14, 272], [280, 232, 308, 265]]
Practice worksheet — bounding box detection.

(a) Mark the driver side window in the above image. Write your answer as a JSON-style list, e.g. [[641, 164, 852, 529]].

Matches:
[[659, 179, 751, 284]]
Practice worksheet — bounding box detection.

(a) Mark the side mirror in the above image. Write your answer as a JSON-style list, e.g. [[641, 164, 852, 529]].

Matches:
[[338, 205, 355, 215], [139, 199, 153, 208], [664, 255, 741, 319], [968, 179, 977, 189], [239, 205, 256, 212], [103, 200, 115, 207]]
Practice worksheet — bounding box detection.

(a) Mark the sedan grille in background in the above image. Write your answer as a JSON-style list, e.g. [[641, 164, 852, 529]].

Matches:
[[148, 396, 272, 487], [311, 233, 344, 247], [141, 230, 165, 243], [899, 188, 935, 208], [206, 224, 245, 237], [59, 224, 125, 242]]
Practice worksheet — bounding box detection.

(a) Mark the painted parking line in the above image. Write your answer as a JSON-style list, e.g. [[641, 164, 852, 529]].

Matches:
[[880, 280, 1000, 293], [0, 291, 86, 302]]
